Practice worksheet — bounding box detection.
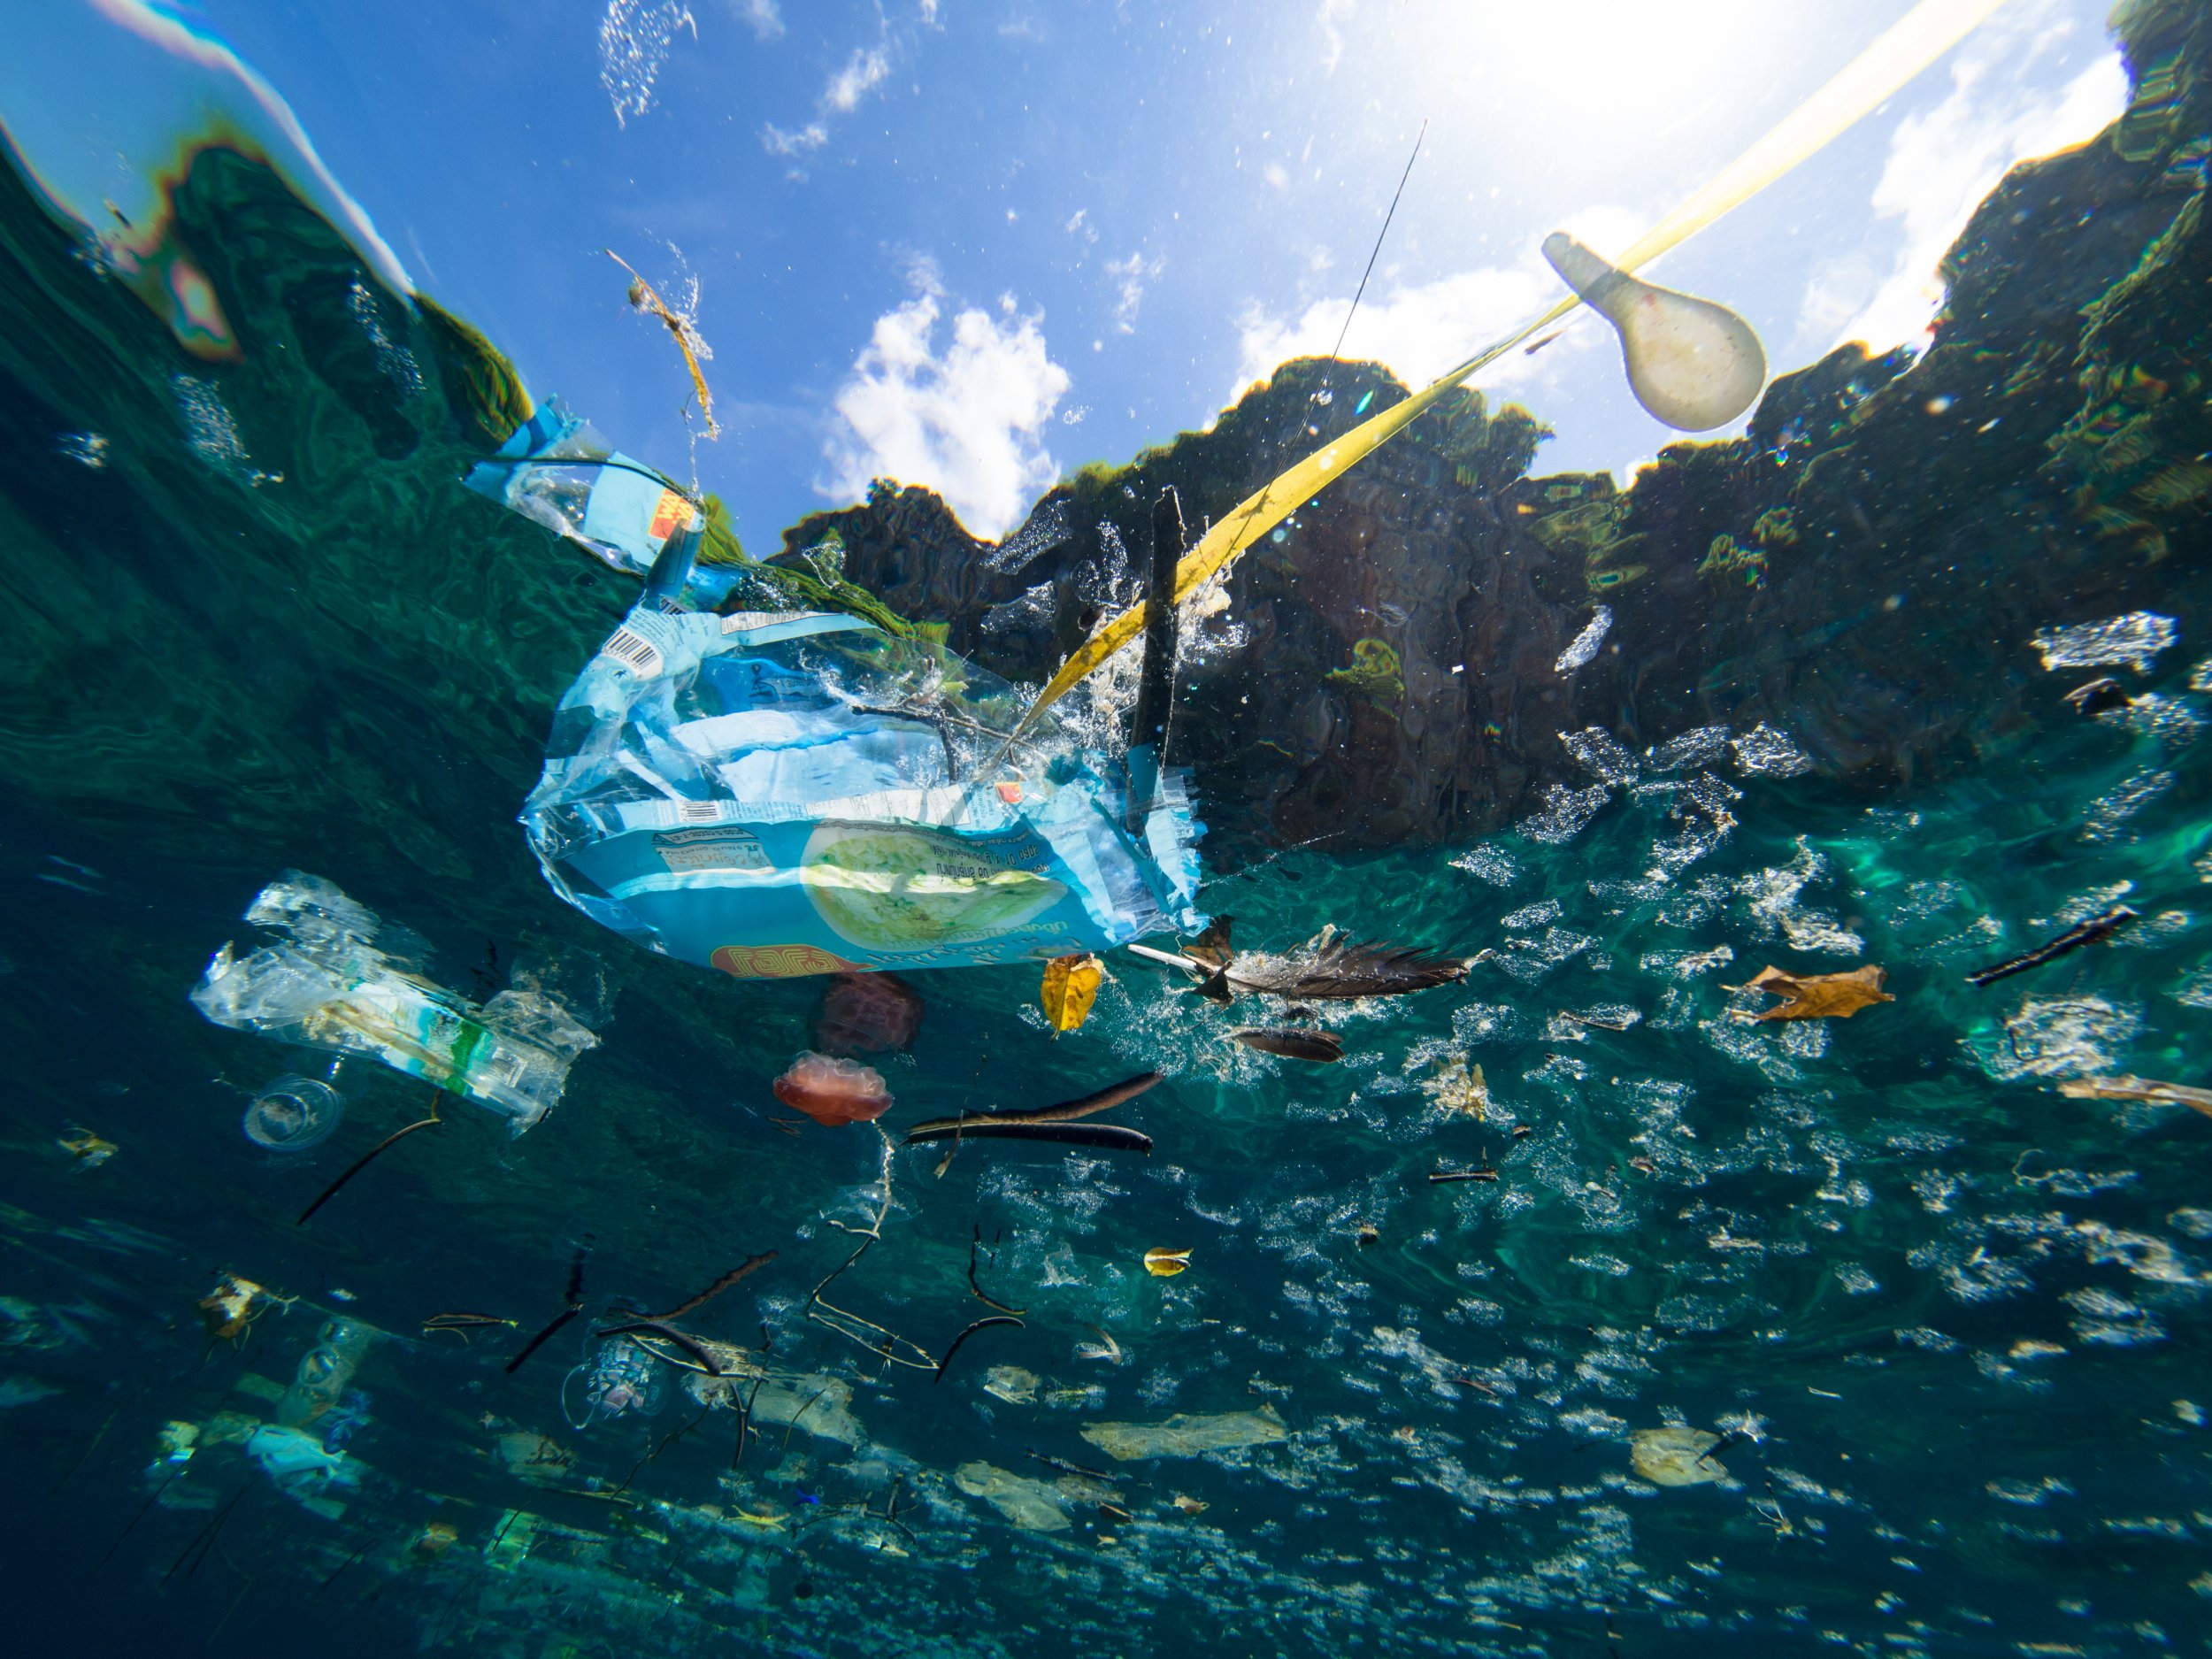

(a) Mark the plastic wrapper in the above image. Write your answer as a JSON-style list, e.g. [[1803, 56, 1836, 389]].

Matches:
[[189, 872, 596, 1133], [463, 399, 704, 581], [520, 604, 1203, 978]]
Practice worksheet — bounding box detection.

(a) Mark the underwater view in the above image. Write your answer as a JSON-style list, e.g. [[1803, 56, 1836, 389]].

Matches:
[[4, 0, 2210, 1653]]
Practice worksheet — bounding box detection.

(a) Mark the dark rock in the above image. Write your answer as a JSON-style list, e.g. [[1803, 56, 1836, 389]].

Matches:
[[817, 2, 2212, 855]]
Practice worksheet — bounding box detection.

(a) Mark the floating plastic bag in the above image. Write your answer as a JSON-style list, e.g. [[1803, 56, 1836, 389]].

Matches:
[[190, 873, 596, 1133], [463, 398, 703, 581], [519, 603, 1203, 978]]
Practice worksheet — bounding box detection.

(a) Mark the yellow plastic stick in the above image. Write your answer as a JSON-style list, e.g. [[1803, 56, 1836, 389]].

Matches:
[[1022, 0, 2014, 722]]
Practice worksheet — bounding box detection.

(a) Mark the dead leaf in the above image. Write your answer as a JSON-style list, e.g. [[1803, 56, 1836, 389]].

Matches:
[[1040, 953, 1103, 1033], [1142, 1247, 1192, 1278], [1725, 964, 1893, 1022]]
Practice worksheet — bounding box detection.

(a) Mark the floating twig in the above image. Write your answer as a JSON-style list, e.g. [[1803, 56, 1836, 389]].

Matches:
[[2059, 1073, 2212, 1118], [934, 1316, 1024, 1384], [626, 1253, 778, 1323], [1229, 1027, 1344, 1063], [296, 1092, 442, 1226], [606, 249, 718, 439], [421, 1312, 518, 1343], [908, 1120, 1152, 1153], [1965, 905, 2135, 987], [905, 1072, 1160, 1143], [598, 1321, 723, 1377], [968, 1225, 1027, 1316], [505, 1244, 592, 1375]]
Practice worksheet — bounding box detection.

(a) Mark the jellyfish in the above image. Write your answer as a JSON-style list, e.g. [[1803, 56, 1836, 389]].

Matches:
[[772, 1051, 894, 1126], [813, 972, 923, 1056], [242, 1075, 345, 1151]]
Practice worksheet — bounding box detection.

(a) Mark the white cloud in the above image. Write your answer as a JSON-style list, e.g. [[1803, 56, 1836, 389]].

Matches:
[[759, 36, 895, 160], [1316, 0, 1358, 73], [727, 0, 782, 40], [824, 269, 1072, 538], [1232, 204, 1643, 398], [1105, 250, 1164, 334], [824, 46, 890, 112], [1809, 10, 2128, 355]]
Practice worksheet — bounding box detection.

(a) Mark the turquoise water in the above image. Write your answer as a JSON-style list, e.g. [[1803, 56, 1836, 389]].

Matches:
[[4, 7, 2212, 1657]]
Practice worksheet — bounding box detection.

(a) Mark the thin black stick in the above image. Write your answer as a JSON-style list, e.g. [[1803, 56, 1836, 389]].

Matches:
[[503, 1308, 580, 1375], [1326, 119, 1428, 368], [933, 1316, 1023, 1384], [968, 1225, 1027, 1317], [627, 1253, 776, 1323], [296, 1102, 442, 1226], [1965, 905, 2134, 987]]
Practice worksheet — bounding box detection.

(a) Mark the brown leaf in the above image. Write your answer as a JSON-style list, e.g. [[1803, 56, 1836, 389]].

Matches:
[[1726, 964, 1893, 1022]]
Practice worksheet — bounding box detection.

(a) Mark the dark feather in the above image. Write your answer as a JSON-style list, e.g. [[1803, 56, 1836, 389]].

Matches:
[[1230, 1026, 1344, 1063], [902, 1121, 1152, 1153], [1184, 917, 1236, 970], [1232, 936, 1467, 1001]]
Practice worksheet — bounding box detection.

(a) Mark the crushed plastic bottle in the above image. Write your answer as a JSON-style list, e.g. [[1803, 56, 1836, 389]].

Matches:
[[190, 872, 596, 1133]]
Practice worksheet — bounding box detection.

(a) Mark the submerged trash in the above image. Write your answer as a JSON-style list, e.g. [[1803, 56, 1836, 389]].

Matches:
[[813, 972, 923, 1056], [242, 1075, 345, 1152], [191, 873, 596, 1133], [1080, 1405, 1287, 1462], [1540, 233, 1765, 431], [1726, 964, 1893, 1022], [1040, 953, 1103, 1033], [57, 1127, 117, 1169], [510, 527, 1202, 979], [1229, 1026, 1344, 1063], [2063, 676, 2132, 717], [1421, 1055, 1491, 1119], [1965, 906, 2136, 987], [2058, 1075, 2212, 1119], [955, 1461, 1071, 1532], [1141, 1247, 1193, 1278], [773, 1052, 894, 1126], [198, 1274, 273, 1345], [1630, 1426, 1730, 1486]]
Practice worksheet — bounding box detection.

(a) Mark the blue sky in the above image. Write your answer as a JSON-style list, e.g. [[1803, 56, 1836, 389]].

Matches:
[[12, 1, 2131, 543]]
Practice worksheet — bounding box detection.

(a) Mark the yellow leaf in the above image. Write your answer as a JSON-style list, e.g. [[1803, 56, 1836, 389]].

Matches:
[[1142, 1247, 1192, 1278], [1726, 964, 1893, 1021], [1040, 953, 1103, 1033]]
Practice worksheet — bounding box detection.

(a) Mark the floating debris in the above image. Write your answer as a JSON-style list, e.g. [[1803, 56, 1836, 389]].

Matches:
[[2063, 676, 2132, 716], [1142, 1247, 1192, 1278], [420, 1312, 518, 1343], [2032, 611, 2176, 675], [606, 248, 718, 438], [1726, 964, 1893, 1021], [1631, 1426, 1730, 1486], [955, 1461, 1071, 1531], [1966, 906, 2136, 987], [903, 1071, 1161, 1148], [296, 1089, 443, 1226], [1421, 1055, 1491, 1119], [935, 1316, 1024, 1384], [2058, 1075, 2212, 1118], [58, 1127, 117, 1169], [1171, 1494, 1210, 1515], [1080, 1405, 1287, 1462], [197, 1275, 273, 1345], [1228, 1026, 1344, 1063], [1040, 953, 1104, 1033]]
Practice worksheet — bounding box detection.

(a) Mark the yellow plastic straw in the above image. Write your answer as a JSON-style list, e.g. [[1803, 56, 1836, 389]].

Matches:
[[1022, 0, 2014, 723]]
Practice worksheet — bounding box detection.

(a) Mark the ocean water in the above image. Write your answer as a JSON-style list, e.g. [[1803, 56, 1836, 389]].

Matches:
[[3, 6, 2210, 1657]]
